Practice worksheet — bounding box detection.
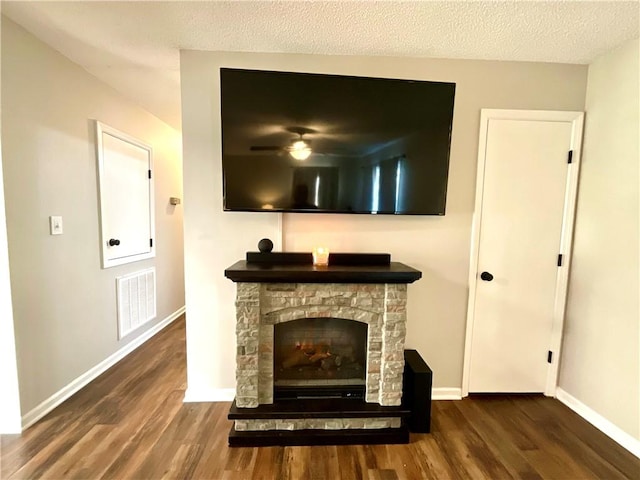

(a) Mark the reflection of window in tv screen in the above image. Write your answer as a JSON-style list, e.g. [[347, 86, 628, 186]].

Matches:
[[220, 68, 456, 215]]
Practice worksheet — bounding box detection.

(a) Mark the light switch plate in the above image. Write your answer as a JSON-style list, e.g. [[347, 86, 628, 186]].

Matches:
[[50, 216, 63, 235]]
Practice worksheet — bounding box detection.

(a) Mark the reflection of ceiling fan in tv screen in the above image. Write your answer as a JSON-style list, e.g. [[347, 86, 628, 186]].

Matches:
[[220, 68, 456, 215], [250, 127, 314, 161]]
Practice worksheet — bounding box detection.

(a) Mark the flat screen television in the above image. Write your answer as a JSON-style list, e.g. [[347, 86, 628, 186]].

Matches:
[[220, 68, 455, 215]]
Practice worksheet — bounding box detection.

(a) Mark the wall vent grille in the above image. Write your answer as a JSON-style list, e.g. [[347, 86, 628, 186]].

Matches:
[[116, 268, 156, 339]]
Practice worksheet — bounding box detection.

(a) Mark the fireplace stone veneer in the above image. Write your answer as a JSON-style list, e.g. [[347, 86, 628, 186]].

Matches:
[[235, 282, 408, 408]]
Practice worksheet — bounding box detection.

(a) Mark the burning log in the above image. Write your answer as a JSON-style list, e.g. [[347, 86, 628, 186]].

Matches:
[[281, 344, 331, 369], [320, 355, 342, 370], [331, 345, 355, 364]]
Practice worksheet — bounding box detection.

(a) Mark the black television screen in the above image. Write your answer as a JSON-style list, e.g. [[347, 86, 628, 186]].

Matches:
[[220, 68, 455, 215]]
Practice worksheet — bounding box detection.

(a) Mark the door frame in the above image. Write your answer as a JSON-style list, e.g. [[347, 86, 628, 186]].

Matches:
[[462, 109, 585, 397]]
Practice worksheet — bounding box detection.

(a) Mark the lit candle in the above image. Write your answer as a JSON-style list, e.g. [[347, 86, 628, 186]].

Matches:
[[313, 247, 330, 266]]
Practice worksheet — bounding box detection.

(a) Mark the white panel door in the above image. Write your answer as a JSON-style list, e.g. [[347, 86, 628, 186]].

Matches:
[[96, 122, 154, 268], [468, 116, 575, 393]]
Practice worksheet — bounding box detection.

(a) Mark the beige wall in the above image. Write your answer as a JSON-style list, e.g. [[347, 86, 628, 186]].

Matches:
[[561, 38, 639, 440], [1, 17, 185, 415], [0, 145, 21, 432], [181, 49, 587, 396], [0, 11, 23, 433]]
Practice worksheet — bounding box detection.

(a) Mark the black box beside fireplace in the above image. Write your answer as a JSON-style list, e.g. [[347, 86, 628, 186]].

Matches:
[[403, 349, 433, 433]]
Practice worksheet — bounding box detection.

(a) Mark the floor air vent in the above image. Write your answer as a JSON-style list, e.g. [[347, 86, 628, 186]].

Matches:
[[116, 267, 156, 339]]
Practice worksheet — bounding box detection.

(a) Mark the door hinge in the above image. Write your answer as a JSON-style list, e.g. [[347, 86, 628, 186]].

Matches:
[[557, 254, 563, 267], [150, 238, 153, 248], [547, 351, 553, 363], [567, 150, 573, 164], [148, 169, 152, 179]]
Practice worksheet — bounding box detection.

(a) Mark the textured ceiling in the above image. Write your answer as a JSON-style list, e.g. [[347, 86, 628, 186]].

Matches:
[[3, 1, 639, 130]]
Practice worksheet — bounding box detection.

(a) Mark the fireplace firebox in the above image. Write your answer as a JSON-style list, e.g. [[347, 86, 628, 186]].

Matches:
[[274, 317, 367, 399]]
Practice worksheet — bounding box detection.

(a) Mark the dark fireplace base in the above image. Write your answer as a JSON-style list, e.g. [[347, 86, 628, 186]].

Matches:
[[228, 424, 410, 447], [228, 397, 410, 447]]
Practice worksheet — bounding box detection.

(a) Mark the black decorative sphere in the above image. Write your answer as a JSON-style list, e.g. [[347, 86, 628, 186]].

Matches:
[[258, 238, 274, 253]]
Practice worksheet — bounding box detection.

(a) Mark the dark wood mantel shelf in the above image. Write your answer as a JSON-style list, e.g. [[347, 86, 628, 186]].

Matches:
[[224, 260, 422, 284]]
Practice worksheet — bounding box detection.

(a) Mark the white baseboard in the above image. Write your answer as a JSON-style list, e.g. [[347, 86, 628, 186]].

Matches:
[[183, 387, 235, 402], [21, 306, 186, 430], [432, 388, 463, 400], [556, 387, 640, 458]]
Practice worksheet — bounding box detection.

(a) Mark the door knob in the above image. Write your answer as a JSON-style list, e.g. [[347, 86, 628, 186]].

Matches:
[[108, 238, 121, 246], [480, 271, 494, 281]]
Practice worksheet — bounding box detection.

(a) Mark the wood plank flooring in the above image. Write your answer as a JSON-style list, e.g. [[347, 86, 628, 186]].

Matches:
[[2, 316, 638, 479]]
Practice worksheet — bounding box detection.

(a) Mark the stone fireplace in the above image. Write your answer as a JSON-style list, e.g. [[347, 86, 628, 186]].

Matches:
[[225, 257, 421, 446], [235, 282, 407, 407]]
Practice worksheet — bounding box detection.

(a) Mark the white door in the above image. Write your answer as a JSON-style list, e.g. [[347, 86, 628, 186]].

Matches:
[[96, 122, 155, 268], [466, 110, 583, 394]]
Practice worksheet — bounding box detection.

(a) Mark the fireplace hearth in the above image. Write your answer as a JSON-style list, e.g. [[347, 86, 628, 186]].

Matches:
[[225, 256, 422, 446]]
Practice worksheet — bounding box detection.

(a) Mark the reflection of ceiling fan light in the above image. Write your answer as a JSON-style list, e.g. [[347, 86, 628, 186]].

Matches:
[[290, 148, 312, 161], [289, 140, 312, 160]]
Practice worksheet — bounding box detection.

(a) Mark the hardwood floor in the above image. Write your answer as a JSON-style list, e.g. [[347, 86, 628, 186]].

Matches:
[[2, 316, 638, 479]]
